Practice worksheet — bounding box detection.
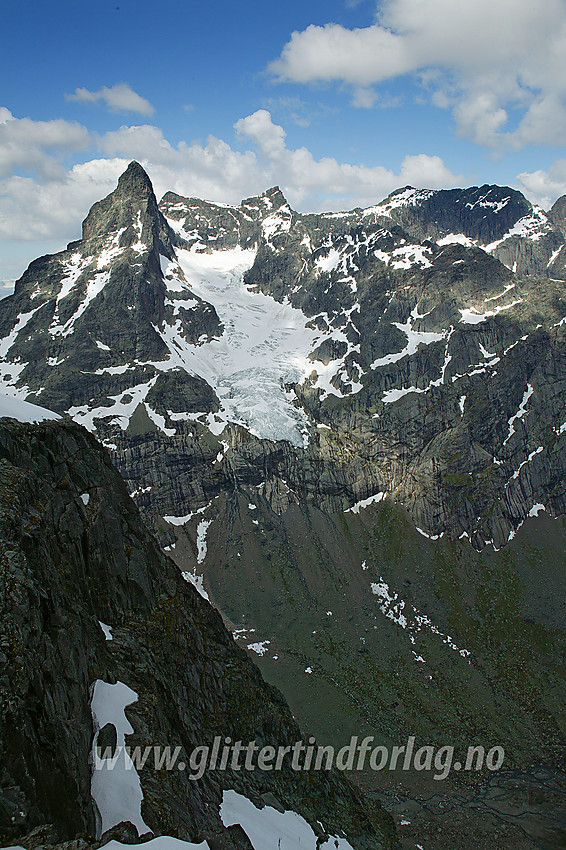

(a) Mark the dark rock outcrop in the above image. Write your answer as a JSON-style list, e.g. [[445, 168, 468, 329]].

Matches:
[[0, 417, 397, 849]]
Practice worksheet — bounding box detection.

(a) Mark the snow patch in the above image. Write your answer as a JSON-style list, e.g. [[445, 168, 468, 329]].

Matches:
[[247, 641, 270, 656], [460, 299, 522, 324], [98, 621, 113, 641], [0, 393, 60, 423], [196, 519, 212, 564], [503, 383, 534, 446], [416, 527, 444, 540], [436, 233, 475, 247], [371, 576, 470, 659], [0, 305, 43, 358], [220, 789, 355, 850], [371, 307, 446, 370], [345, 492, 386, 513], [90, 680, 150, 838], [102, 839, 209, 850], [181, 570, 209, 601]]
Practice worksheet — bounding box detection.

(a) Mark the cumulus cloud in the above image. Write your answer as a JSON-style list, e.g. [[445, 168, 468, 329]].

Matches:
[[234, 109, 464, 209], [351, 87, 378, 109], [91, 109, 464, 211], [269, 0, 566, 148], [0, 108, 90, 179], [0, 159, 128, 241], [66, 83, 155, 116], [516, 159, 566, 210]]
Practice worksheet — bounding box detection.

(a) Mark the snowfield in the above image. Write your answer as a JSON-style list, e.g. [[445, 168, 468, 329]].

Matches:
[[157, 246, 320, 446], [0, 393, 60, 423]]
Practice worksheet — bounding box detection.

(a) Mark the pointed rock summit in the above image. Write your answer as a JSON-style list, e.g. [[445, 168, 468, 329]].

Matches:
[[117, 159, 155, 196], [81, 161, 172, 258]]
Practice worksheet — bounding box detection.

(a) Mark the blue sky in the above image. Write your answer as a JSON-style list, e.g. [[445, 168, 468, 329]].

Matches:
[[2, 0, 566, 287]]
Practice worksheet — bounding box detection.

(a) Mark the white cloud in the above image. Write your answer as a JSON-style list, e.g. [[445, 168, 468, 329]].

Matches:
[[0, 108, 90, 179], [234, 110, 287, 158], [516, 159, 566, 210], [95, 109, 465, 211], [351, 87, 378, 109], [66, 83, 155, 116], [269, 0, 566, 149], [0, 159, 127, 240]]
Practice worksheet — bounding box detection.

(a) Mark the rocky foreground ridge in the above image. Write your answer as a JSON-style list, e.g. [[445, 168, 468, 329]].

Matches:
[[0, 414, 396, 849]]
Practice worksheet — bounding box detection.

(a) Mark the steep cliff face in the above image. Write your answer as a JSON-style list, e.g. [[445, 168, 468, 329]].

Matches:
[[0, 415, 396, 849], [2, 165, 566, 548]]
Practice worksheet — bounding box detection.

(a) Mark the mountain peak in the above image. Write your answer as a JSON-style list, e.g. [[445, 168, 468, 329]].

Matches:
[[263, 185, 288, 208], [241, 186, 289, 213], [116, 160, 155, 198], [81, 161, 160, 244]]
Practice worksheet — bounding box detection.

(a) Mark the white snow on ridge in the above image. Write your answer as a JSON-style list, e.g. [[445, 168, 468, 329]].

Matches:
[[465, 194, 511, 213], [503, 382, 534, 446], [220, 789, 355, 850], [90, 680, 150, 839], [485, 206, 550, 252], [0, 393, 60, 423], [436, 233, 475, 248], [345, 492, 386, 513], [366, 188, 434, 217], [103, 839, 210, 850], [371, 307, 445, 369]]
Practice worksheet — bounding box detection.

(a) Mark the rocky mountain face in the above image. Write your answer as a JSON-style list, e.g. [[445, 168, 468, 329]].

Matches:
[[1, 163, 566, 847], [0, 415, 396, 849], [3, 164, 566, 548]]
